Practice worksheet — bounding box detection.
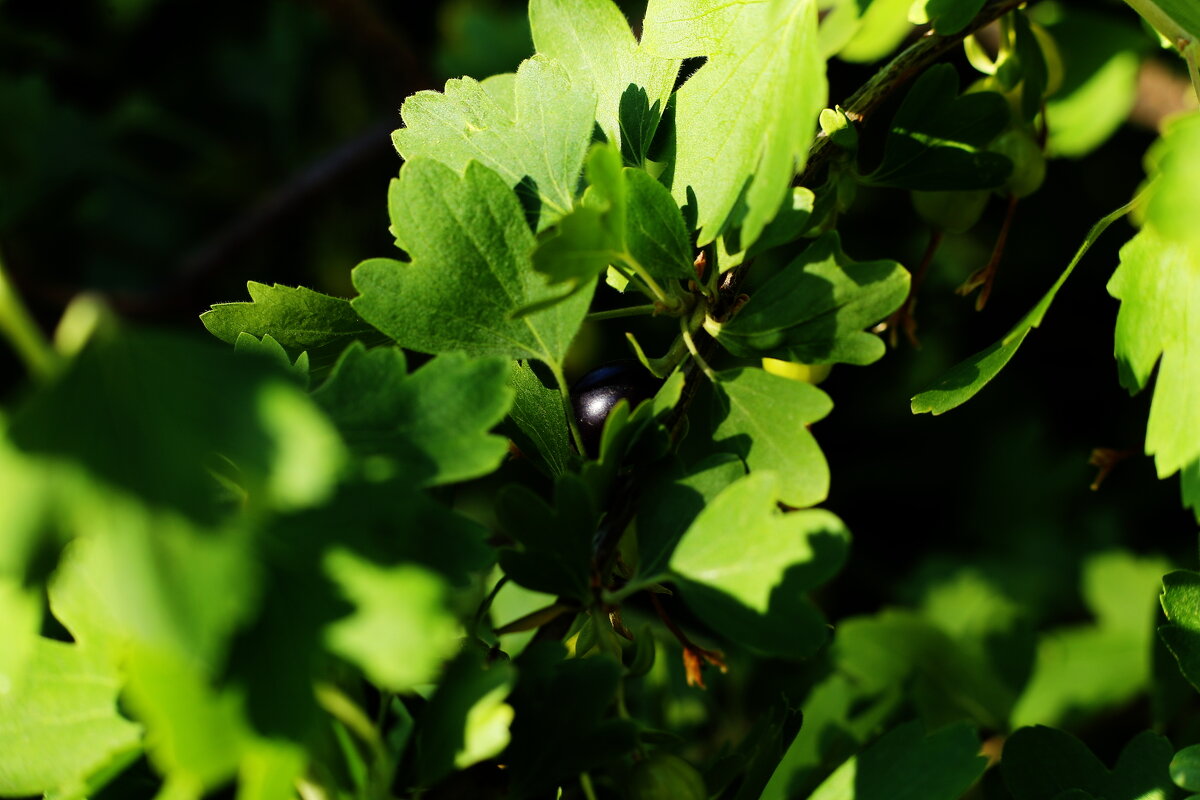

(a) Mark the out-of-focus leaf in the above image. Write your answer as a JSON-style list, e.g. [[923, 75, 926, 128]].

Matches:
[[1002, 727, 1179, 800], [1012, 551, 1168, 728], [9, 327, 345, 520], [324, 549, 461, 692], [503, 645, 637, 798], [808, 721, 986, 800]]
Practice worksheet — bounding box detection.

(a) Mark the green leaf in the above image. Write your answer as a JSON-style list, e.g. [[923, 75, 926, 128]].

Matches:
[[1172, 745, 1200, 793], [416, 650, 516, 786], [528, 0, 678, 152], [503, 645, 637, 798], [715, 702, 804, 800], [0, 639, 141, 798], [234, 332, 309, 386], [909, 0, 986, 35], [506, 360, 573, 477], [832, 608, 1023, 731], [1001, 727, 1179, 800], [43, 495, 302, 797], [201, 281, 382, 369], [533, 143, 695, 290], [760, 673, 900, 800], [1109, 112, 1200, 519], [635, 452, 746, 580], [865, 64, 1012, 190], [669, 471, 849, 658], [391, 56, 595, 225], [1159, 570, 1200, 692], [1012, 551, 1168, 728], [712, 231, 908, 365], [324, 548, 462, 692], [712, 367, 833, 508], [352, 159, 592, 374], [1040, 8, 1146, 158], [312, 344, 513, 486], [912, 198, 1134, 415], [808, 721, 986, 800], [642, 0, 828, 249], [8, 327, 345, 520], [497, 473, 595, 602]]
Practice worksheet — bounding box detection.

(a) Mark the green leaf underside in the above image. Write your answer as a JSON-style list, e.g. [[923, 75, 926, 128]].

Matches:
[[201, 282, 381, 364], [866, 64, 1012, 191], [352, 159, 592, 372], [234, 333, 309, 386], [911, 198, 1135, 415], [642, 0, 828, 250], [533, 143, 694, 289], [312, 344, 514, 486], [1108, 113, 1200, 517], [1001, 726, 1177, 800], [716, 231, 908, 365], [391, 56, 595, 227], [713, 367, 833, 508], [506, 361, 573, 477], [808, 721, 986, 800], [669, 471, 849, 658], [528, 0, 678, 152], [0, 639, 141, 797]]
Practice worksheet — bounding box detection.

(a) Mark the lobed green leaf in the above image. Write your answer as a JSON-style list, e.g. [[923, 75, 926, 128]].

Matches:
[[352, 159, 592, 374]]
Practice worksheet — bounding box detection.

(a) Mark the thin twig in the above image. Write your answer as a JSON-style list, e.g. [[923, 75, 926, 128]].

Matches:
[[797, 0, 1028, 188]]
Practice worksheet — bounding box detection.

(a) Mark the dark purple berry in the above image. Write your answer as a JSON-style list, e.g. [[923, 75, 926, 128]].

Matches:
[[570, 361, 659, 457]]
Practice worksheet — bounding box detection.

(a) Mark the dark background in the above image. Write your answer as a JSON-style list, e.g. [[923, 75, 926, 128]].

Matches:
[[1, 0, 1195, 691]]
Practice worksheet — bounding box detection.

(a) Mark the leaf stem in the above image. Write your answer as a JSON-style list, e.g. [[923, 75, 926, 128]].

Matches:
[[586, 304, 659, 322], [550, 362, 587, 455], [602, 574, 667, 605], [680, 316, 716, 382], [470, 575, 509, 637], [0, 250, 55, 381], [579, 772, 599, 800], [620, 253, 683, 313]]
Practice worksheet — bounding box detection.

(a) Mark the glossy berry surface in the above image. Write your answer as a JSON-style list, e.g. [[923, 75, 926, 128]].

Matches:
[[570, 361, 659, 457]]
